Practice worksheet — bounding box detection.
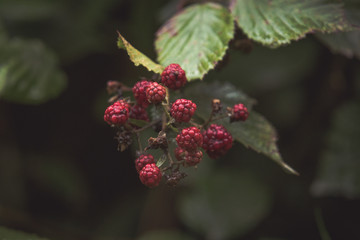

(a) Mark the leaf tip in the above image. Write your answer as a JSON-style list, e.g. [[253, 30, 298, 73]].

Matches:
[[116, 31, 125, 49], [282, 163, 300, 176]]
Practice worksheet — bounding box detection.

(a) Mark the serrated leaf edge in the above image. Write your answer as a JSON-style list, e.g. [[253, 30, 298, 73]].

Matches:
[[229, 0, 353, 48], [155, 3, 235, 80]]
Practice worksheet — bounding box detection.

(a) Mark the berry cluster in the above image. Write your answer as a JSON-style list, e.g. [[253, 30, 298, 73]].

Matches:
[[103, 63, 249, 188]]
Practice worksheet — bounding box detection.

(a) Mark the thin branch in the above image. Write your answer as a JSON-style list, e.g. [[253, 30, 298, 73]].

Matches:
[[133, 120, 160, 133], [210, 114, 230, 122], [135, 132, 143, 152]]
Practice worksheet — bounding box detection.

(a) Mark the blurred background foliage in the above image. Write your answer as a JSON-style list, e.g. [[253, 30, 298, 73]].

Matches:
[[0, 0, 360, 239]]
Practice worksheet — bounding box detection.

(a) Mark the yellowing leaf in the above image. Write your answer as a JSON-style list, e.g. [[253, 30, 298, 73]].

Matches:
[[117, 32, 164, 74]]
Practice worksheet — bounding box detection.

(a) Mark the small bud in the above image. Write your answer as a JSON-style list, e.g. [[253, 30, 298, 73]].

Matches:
[[115, 129, 132, 151], [165, 171, 187, 187], [107, 81, 122, 95], [146, 131, 168, 150], [212, 99, 222, 113]]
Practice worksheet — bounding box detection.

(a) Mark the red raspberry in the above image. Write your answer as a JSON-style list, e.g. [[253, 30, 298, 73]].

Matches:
[[161, 63, 187, 90], [170, 99, 196, 122], [139, 163, 162, 188], [132, 80, 151, 107], [146, 82, 166, 104], [231, 103, 249, 122], [202, 124, 233, 159], [104, 100, 130, 126], [176, 127, 203, 151], [175, 147, 203, 166], [135, 154, 155, 173], [129, 105, 149, 122]]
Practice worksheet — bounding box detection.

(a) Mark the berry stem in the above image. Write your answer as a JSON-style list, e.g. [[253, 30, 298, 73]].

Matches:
[[161, 104, 172, 122], [135, 132, 143, 152], [202, 108, 215, 129], [165, 149, 174, 165], [202, 111, 230, 129], [162, 110, 167, 131], [133, 120, 161, 133], [161, 104, 179, 133], [189, 120, 202, 128], [210, 114, 230, 122]]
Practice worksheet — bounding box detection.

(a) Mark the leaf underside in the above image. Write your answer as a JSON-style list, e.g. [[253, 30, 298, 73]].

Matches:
[[230, 0, 350, 47], [155, 3, 235, 80], [316, 2, 360, 59], [185, 81, 298, 175], [117, 32, 164, 74]]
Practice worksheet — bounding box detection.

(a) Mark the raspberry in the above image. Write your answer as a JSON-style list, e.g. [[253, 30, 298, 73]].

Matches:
[[161, 63, 187, 90], [139, 163, 162, 188], [170, 99, 196, 122], [202, 124, 233, 159], [146, 82, 166, 104], [175, 147, 203, 166], [176, 127, 203, 151], [104, 100, 130, 126], [129, 105, 149, 122], [230, 103, 249, 122], [135, 154, 155, 173], [132, 80, 151, 107]]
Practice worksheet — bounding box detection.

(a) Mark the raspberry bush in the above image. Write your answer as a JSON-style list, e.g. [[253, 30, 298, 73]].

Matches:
[[103, 64, 253, 187], [103, 0, 358, 187], [1, 0, 358, 239]]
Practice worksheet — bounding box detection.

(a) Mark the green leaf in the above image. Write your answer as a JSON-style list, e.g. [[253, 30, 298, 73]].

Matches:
[[117, 32, 164, 74], [185, 81, 298, 175], [0, 38, 67, 104], [317, 31, 360, 59], [0, 22, 7, 41], [220, 113, 297, 175], [128, 118, 149, 128], [183, 81, 257, 116], [0, 226, 48, 240], [156, 154, 167, 168], [138, 230, 195, 240], [179, 170, 272, 239], [316, 1, 360, 59], [0, 65, 8, 93], [311, 101, 360, 198], [230, 0, 351, 47], [208, 39, 319, 93], [155, 3, 235, 80]]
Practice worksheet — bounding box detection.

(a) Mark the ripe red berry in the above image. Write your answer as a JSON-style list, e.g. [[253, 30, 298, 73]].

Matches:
[[176, 127, 203, 151], [104, 100, 130, 126], [129, 104, 149, 122], [231, 103, 249, 122], [146, 82, 166, 104], [132, 80, 151, 107], [171, 99, 196, 122], [139, 163, 162, 188], [202, 124, 233, 159], [135, 154, 155, 173], [161, 63, 187, 90], [175, 147, 203, 166]]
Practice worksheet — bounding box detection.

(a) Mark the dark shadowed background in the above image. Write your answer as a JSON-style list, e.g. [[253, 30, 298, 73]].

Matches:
[[0, 0, 360, 239]]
